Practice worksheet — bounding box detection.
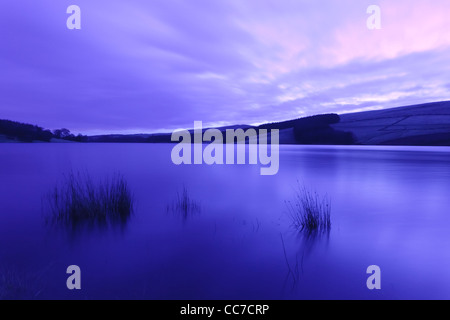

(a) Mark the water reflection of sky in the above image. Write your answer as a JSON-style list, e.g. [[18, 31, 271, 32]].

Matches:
[[0, 144, 450, 299]]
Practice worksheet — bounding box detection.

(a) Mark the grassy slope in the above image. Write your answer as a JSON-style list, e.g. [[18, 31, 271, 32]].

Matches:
[[330, 101, 450, 145]]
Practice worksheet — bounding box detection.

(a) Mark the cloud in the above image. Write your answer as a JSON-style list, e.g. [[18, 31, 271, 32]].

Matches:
[[1, 0, 450, 134]]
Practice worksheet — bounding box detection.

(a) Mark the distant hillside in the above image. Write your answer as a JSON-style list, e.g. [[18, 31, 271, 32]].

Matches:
[[85, 102, 450, 145], [331, 100, 450, 145], [252, 100, 450, 146], [257, 114, 355, 145], [2, 100, 450, 146], [88, 133, 172, 143], [87, 124, 255, 143]]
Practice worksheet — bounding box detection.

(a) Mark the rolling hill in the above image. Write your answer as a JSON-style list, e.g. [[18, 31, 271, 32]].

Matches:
[[331, 100, 450, 145], [2, 100, 450, 146]]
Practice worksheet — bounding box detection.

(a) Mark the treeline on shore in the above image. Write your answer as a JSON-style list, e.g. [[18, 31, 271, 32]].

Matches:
[[0, 119, 88, 142]]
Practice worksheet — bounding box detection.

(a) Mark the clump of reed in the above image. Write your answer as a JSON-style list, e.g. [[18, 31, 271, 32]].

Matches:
[[167, 185, 200, 219], [45, 171, 133, 226], [285, 183, 331, 233]]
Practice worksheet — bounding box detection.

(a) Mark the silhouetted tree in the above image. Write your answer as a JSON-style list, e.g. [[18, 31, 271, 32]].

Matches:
[[72, 134, 88, 142], [53, 128, 72, 139]]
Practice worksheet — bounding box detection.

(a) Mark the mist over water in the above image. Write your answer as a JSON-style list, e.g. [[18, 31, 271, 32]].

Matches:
[[1, 144, 450, 299]]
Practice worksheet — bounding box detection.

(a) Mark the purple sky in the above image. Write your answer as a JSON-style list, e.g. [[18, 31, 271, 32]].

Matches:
[[1, 0, 450, 135]]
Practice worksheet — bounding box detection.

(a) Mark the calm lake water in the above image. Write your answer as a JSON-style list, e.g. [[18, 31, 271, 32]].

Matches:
[[1, 143, 450, 299]]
